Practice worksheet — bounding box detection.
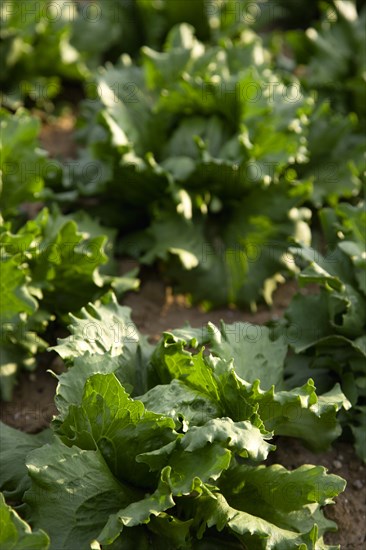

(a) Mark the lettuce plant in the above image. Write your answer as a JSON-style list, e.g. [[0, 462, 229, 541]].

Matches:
[[56, 23, 316, 308], [277, 201, 366, 460], [54, 18, 364, 309], [0, 108, 48, 218], [0, 292, 349, 548], [0, 0, 141, 107], [0, 209, 138, 400], [283, 0, 366, 122]]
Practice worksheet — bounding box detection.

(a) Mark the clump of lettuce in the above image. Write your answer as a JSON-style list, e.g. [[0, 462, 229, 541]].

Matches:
[[134, 0, 333, 45], [0, 107, 138, 400], [3, 0, 246, 107], [0, 0, 140, 107], [1, 0, 321, 111], [134, 0, 261, 46], [0, 108, 50, 218], [0, 292, 349, 548], [1, 0, 85, 106], [282, 0, 366, 123], [55, 23, 318, 308], [272, 2, 366, 209], [294, 101, 365, 207], [275, 201, 366, 461], [53, 19, 365, 309], [0, 208, 138, 401]]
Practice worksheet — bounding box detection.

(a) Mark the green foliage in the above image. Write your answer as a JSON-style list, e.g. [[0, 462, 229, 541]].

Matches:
[[0, 492, 50, 549], [52, 16, 364, 308], [283, 0, 366, 122], [0, 208, 138, 400], [1, 0, 83, 106], [0, 0, 262, 107], [0, 424, 52, 502], [295, 101, 365, 207], [279, 201, 366, 460], [0, 294, 349, 548], [0, 0, 140, 107], [1, 1, 364, 544], [57, 23, 316, 308], [0, 108, 48, 218]]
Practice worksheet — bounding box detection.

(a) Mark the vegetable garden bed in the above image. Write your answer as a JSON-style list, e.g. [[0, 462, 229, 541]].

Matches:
[[1, 1, 365, 548]]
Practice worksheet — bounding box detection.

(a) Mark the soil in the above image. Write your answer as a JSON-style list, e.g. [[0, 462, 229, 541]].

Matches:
[[122, 275, 298, 345], [39, 112, 77, 159], [1, 117, 365, 549]]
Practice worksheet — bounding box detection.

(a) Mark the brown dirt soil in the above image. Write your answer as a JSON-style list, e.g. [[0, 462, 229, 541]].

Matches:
[[39, 112, 78, 158], [0, 366, 57, 433], [123, 273, 299, 341]]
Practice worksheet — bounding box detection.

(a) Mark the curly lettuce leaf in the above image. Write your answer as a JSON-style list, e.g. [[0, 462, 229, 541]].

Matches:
[[0, 208, 138, 400], [149, 331, 349, 450], [0, 492, 49, 549], [297, 102, 366, 207], [56, 373, 177, 488], [0, 423, 52, 502], [52, 291, 152, 398], [282, 202, 366, 460], [24, 440, 141, 549], [285, 1, 366, 121], [0, 108, 47, 217]]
